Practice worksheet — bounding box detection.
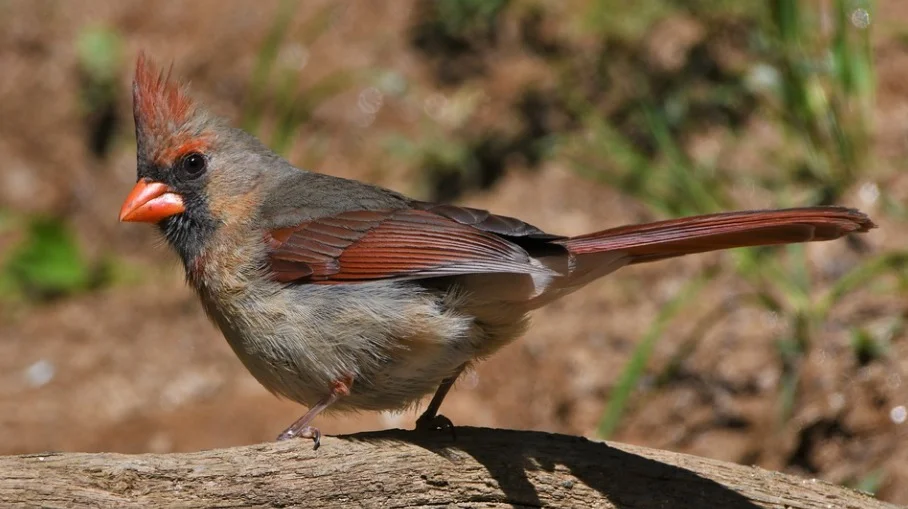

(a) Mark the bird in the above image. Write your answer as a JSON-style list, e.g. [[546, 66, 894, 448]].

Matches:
[[119, 53, 875, 449]]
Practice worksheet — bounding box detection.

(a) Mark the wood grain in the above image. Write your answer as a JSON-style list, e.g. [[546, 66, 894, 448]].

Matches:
[[0, 427, 893, 508]]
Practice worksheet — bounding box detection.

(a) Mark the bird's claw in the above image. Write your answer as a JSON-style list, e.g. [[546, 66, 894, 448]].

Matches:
[[277, 425, 322, 450], [415, 413, 456, 440]]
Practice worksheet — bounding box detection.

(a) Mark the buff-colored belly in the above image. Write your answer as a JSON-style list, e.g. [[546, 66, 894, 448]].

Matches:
[[202, 280, 527, 412]]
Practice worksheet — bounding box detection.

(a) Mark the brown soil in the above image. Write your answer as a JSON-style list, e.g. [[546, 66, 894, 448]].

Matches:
[[1, 0, 906, 504]]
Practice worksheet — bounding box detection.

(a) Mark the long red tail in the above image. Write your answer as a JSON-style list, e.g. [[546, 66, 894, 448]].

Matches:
[[559, 207, 875, 264]]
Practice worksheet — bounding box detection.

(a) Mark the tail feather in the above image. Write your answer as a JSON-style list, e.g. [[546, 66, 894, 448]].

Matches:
[[558, 207, 875, 264]]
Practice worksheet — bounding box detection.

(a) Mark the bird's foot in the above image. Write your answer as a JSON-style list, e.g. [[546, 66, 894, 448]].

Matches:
[[415, 413, 456, 440], [277, 424, 322, 450], [275, 375, 352, 450]]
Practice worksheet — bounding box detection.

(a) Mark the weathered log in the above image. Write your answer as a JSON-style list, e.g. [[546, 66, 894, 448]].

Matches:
[[0, 427, 893, 508]]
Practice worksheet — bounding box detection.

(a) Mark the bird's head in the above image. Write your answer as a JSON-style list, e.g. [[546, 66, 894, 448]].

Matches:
[[119, 53, 275, 266]]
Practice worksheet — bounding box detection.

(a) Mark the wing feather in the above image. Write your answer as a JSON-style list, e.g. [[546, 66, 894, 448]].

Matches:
[[266, 208, 551, 284]]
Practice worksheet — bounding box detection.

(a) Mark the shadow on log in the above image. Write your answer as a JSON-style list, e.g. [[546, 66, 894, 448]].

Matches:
[[0, 427, 894, 508]]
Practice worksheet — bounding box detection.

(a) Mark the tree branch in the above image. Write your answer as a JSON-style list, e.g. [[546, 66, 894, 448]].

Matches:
[[0, 427, 893, 508]]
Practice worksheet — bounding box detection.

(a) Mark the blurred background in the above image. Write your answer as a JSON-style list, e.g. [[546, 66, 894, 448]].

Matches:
[[0, 0, 906, 503]]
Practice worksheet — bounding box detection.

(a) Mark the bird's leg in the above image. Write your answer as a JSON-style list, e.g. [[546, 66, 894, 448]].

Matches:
[[277, 375, 353, 449], [415, 364, 466, 434]]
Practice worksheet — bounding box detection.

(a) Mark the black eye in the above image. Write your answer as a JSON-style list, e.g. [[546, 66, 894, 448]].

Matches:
[[180, 152, 207, 179]]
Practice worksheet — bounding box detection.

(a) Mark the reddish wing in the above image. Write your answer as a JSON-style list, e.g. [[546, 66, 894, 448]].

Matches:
[[265, 209, 550, 284]]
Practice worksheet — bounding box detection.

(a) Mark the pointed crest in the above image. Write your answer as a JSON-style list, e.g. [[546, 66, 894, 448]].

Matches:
[[133, 51, 194, 133], [133, 52, 212, 164]]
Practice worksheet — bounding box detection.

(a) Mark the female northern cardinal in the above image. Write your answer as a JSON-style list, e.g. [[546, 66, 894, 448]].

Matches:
[[120, 53, 874, 448]]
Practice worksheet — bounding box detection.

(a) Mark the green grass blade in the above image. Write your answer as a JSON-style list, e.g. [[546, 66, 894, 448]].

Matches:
[[815, 251, 908, 319], [241, 0, 298, 134], [597, 269, 714, 438]]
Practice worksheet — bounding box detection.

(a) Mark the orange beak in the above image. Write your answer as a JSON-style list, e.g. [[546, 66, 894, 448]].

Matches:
[[119, 180, 185, 223]]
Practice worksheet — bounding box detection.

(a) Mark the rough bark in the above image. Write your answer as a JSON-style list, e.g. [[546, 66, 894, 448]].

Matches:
[[0, 427, 893, 508]]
